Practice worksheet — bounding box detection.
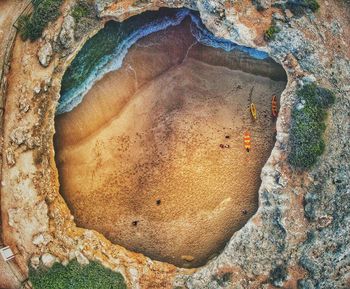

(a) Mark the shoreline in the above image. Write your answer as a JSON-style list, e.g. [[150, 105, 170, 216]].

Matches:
[[58, 8, 270, 115]]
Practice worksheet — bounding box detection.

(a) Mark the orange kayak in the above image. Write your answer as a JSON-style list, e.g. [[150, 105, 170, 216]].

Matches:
[[243, 131, 251, 152], [272, 95, 278, 117], [250, 103, 257, 120]]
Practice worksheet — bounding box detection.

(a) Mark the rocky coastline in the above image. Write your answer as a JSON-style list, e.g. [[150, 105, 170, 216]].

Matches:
[[0, 0, 349, 288]]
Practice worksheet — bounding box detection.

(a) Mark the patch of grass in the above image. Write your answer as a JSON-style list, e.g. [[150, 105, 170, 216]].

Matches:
[[265, 23, 281, 41], [18, 0, 63, 41], [288, 83, 335, 169], [29, 259, 127, 289], [71, 0, 94, 22]]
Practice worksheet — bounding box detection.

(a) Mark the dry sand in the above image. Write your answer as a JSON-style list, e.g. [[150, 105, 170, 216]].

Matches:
[[55, 19, 286, 267]]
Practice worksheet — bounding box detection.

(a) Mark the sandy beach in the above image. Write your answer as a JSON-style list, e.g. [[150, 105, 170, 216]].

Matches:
[[55, 19, 286, 267]]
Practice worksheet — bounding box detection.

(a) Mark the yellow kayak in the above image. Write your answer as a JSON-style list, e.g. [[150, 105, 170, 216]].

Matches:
[[250, 103, 257, 120]]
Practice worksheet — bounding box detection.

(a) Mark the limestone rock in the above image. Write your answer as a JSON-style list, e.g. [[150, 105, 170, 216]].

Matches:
[[9, 127, 40, 149], [18, 96, 30, 113], [7, 208, 18, 228], [37, 42, 53, 67], [75, 251, 89, 265], [60, 15, 75, 49], [41, 253, 57, 267], [95, 0, 118, 14], [31, 256, 40, 269], [33, 84, 41, 94], [10, 127, 28, 146], [5, 149, 15, 166], [302, 74, 317, 85], [32, 233, 52, 246]]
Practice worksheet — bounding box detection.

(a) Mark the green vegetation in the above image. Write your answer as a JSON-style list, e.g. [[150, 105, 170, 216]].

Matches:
[[29, 259, 127, 289], [264, 23, 281, 41], [212, 272, 233, 287], [286, 0, 320, 14], [18, 0, 63, 41], [288, 83, 335, 169], [71, 0, 94, 22], [301, 0, 320, 11]]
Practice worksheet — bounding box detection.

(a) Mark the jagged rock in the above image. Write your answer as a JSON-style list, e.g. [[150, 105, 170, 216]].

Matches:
[[302, 74, 317, 84], [9, 127, 40, 149], [33, 84, 41, 94], [10, 127, 28, 146], [7, 208, 18, 227], [31, 256, 40, 269], [75, 251, 89, 265], [32, 234, 45, 245], [60, 15, 75, 49], [32, 233, 52, 246], [6, 149, 15, 166], [37, 42, 53, 67], [18, 96, 30, 113], [95, 0, 116, 14], [41, 253, 57, 267]]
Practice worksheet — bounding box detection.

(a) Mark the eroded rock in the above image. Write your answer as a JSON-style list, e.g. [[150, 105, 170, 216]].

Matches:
[[41, 253, 57, 267], [1, 0, 349, 288], [37, 42, 53, 67], [60, 15, 75, 49]]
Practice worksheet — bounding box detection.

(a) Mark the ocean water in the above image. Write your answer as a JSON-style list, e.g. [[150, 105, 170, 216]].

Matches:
[[58, 8, 268, 115]]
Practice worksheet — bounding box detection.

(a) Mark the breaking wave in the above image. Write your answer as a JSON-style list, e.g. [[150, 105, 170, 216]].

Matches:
[[58, 8, 268, 115]]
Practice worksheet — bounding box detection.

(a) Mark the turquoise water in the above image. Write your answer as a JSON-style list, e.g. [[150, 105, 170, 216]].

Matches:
[[58, 8, 269, 115]]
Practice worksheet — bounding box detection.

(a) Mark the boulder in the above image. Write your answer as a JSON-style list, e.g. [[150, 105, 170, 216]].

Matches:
[[37, 42, 53, 67], [41, 253, 57, 267]]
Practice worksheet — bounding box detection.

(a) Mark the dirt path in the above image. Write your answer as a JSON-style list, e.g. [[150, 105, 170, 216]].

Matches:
[[0, 1, 32, 288], [0, 0, 26, 78], [55, 20, 286, 268]]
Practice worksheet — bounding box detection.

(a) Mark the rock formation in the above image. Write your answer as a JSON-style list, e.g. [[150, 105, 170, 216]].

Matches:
[[0, 0, 349, 288]]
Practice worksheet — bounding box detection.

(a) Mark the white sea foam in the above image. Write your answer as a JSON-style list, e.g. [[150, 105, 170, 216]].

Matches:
[[57, 9, 268, 115]]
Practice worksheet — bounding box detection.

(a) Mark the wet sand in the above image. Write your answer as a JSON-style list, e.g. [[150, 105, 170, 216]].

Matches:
[[55, 19, 286, 267]]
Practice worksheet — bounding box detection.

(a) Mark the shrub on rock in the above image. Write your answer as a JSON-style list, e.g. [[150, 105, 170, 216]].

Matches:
[[288, 83, 335, 169], [18, 0, 63, 41], [29, 259, 126, 289]]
